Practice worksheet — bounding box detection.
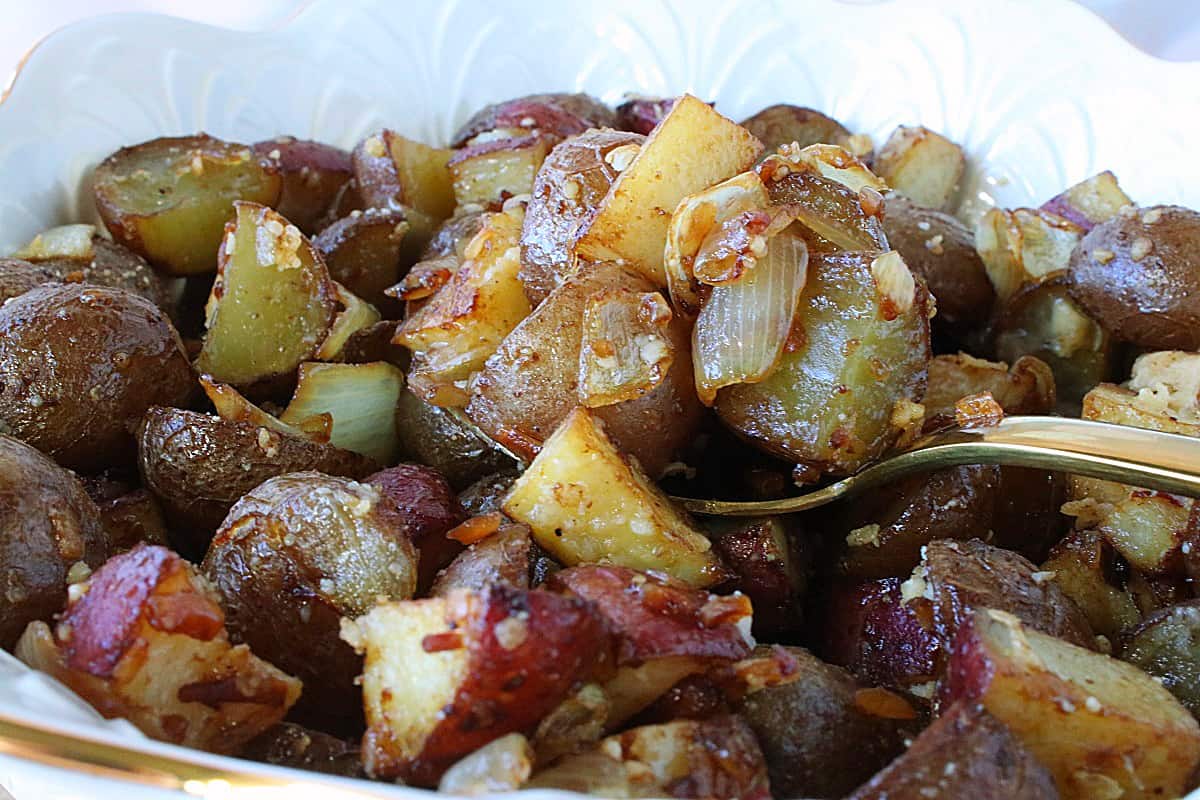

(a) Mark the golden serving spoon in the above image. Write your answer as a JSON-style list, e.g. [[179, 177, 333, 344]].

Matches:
[[674, 416, 1200, 516]]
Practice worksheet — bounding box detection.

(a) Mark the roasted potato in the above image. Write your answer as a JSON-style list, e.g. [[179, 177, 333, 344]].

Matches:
[[240, 722, 364, 778], [1120, 601, 1200, 720], [873, 125, 964, 210], [467, 261, 704, 478], [394, 388, 513, 488], [1068, 205, 1200, 349], [881, 195, 994, 341], [430, 523, 537, 596], [458, 468, 520, 516], [519, 128, 646, 303], [975, 207, 1083, 302], [422, 209, 486, 260], [366, 463, 466, 590], [503, 408, 726, 586], [923, 353, 1055, 424], [313, 207, 408, 308], [709, 516, 809, 637], [0, 435, 109, 649], [253, 137, 353, 235], [1040, 170, 1132, 232], [847, 701, 1059, 800], [0, 283, 192, 471], [93, 134, 282, 275], [202, 472, 417, 724], [91, 487, 169, 552], [1041, 530, 1142, 642], [615, 95, 678, 135], [448, 135, 552, 209], [341, 585, 612, 784], [716, 250, 931, 478], [17, 544, 300, 753], [352, 130, 455, 224], [450, 92, 616, 147], [137, 406, 376, 543], [737, 647, 911, 798], [820, 578, 939, 694], [908, 539, 1095, 652], [740, 104, 854, 154], [438, 733, 535, 795], [12, 225, 174, 313], [0, 257, 57, 303], [942, 608, 1200, 799]]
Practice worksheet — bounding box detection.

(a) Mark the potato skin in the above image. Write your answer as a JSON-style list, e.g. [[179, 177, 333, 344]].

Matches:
[[0, 434, 109, 648], [252, 137, 353, 235], [740, 104, 852, 153], [430, 524, 536, 597], [450, 92, 616, 147], [241, 723, 364, 778], [202, 472, 418, 724], [394, 388, 513, 489], [881, 194, 994, 342], [0, 283, 192, 472], [520, 130, 645, 303], [366, 463, 466, 591], [0, 258, 57, 303], [1068, 205, 1200, 349], [467, 262, 704, 477], [137, 407, 377, 545], [737, 646, 911, 798], [25, 237, 174, 314]]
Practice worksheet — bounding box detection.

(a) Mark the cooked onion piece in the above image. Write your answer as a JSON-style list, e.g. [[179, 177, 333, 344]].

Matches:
[[578, 289, 675, 408], [770, 142, 887, 194], [199, 374, 331, 442], [279, 361, 405, 464], [315, 282, 382, 361]]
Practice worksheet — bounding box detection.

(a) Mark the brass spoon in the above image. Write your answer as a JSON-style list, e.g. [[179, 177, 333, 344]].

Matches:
[[673, 416, 1200, 517]]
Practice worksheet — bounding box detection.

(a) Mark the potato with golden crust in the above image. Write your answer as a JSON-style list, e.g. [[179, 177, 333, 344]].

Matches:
[[1042, 530, 1142, 642], [923, 353, 1055, 425], [848, 701, 1059, 800], [519, 129, 646, 303], [17, 544, 300, 753], [881, 195, 994, 341], [0, 435, 109, 649], [467, 262, 704, 478], [252, 137, 353, 235], [873, 125, 965, 211], [450, 92, 616, 148], [341, 584, 613, 785], [1068, 205, 1200, 350], [943, 608, 1200, 799], [737, 647, 913, 798], [93, 134, 282, 275], [0, 283, 192, 472], [137, 406, 376, 543], [202, 472, 417, 725]]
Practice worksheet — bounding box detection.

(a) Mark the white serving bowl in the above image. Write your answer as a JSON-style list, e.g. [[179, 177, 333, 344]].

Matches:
[[0, 0, 1197, 797]]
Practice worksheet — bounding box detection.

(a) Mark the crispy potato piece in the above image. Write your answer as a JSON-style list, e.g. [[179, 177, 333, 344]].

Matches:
[[1120, 601, 1200, 720], [709, 516, 809, 637], [449, 135, 551, 208], [341, 585, 611, 784], [578, 288, 674, 407], [716, 251, 931, 477], [252, 137, 353, 235], [278, 361, 405, 464], [976, 207, 1083, 301], [395, 206, 531, 405], [740, 104, 853, 153], [195, 202, 337, 388], [532, 682, 610, 764], [848, 701, 1059, 800], [93, 134, 282, 275], [430, 523, 535, 596], [575, 95, 762, 285], [924, 353, 1055, 425], [137, 406, 376, 541], [367, 463, 467, 591], [504, 408, 727, 586], [393, 388, 513, 488], [821, 578, 939, 694], [1040, 170, 1132, 232], [0, 283, 193, 471], [991, 273, 1113, 412], [873, 125, 964, 210], [0, 435, 109, 649], [313, 207, 407, 307], [17, 544, 300, 753], [943, 608, 1200, 799], [908, 539, 1095, 652], [528, 715, 769, 799], [450, 92, 616, 148], [1042, 530, 1142, 642], [240, 723, 363, 778], [438, 733, 534, 795], [353, 130, 455, 223], [881, 195, 994, 341], [615, 95, 678, 134], [737, 647, 910, 798], [467, 260, 703, 477], [202, 473, 416, 724], [520, 129, 646, 303]]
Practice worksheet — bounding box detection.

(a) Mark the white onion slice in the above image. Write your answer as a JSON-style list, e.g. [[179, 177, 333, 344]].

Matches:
[[692, 231, 809, 405]]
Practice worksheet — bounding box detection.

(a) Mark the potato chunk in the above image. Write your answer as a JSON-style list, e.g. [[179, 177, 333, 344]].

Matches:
[[195, 201, 337, 387], [873, 125, 964, 210], [341, 585, 611, 785], [976, 207, 1083, 301], [924, 353, 1055, 425], [575, 95, 762, 284], [16, 544, 300, 753], [449, 136, 551, 208], [503, 408, 726, 586], [943, 608, 1200, 799], [93, 134, 282, 275]]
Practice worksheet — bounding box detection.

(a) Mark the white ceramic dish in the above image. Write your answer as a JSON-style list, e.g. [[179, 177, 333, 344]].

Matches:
[[0, 0, 1198, 797]]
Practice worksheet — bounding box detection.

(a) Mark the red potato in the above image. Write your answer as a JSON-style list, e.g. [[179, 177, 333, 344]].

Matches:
[[341, 584, 613, 785], [848, 701, 1059, 800], [1041, 530, 1143, 642], [241, 722, 364, 778], [366, 463, 466, 591], [709, 516, 809, 637], [16, 544, 300, 754], [253, 137, 353, 234], [942, 608, 1200, 799], [450, 92, 616, 147], [430, 523, 539, 596], [1040, 170, 1133, 232], [615, 95, 679, 134], [448, 135, 552, 209], [313, 207, 408, 309]]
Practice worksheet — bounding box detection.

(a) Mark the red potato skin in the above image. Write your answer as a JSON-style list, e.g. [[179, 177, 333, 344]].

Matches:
[[371, 585, 614, 785], [711, 518, 809, 638], [252, 138, 353, 234], [429, 524, 535, 596], [547, 565, 752, 665], [367, 463, 466, 590], [820, 578, 939, 693], [449, 93, 616, 147], [614, 96, 678, 134]]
